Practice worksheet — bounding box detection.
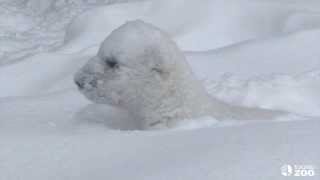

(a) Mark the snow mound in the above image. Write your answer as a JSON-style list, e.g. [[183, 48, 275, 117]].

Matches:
[[206, 71, 320, 117], [0, 120, 319, 180], [0, 0, 320, 179], [64, 0, 320, 52], [186, 29, 320, 117]]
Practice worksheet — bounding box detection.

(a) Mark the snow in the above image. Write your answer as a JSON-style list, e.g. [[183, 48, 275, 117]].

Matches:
[[0, 0, 319, 179], [186, 29, 320, 116], [1, 120, 319, 180], [63, 0, 320, 51]]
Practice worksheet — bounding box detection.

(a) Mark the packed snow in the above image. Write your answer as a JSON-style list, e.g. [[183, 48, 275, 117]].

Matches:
[[0, 0, 319, 179]]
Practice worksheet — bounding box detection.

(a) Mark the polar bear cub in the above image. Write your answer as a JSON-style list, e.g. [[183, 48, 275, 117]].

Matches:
[[74, 20, 285, 129]]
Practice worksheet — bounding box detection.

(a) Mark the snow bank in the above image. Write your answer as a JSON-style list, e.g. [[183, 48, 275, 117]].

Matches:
[[0, 0, 133, 65], [206, 72, 320, 117], [0, 120, 319, 180], [64, 0, 320, 51], [187, 29, 320, 116], [0, 0, 320, 179]]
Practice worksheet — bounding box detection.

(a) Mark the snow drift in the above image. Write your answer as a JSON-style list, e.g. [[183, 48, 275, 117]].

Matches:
[[0, 0, 320, 179]]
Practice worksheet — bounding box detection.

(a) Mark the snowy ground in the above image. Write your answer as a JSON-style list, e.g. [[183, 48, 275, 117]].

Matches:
[[0, 0, 319, 179]]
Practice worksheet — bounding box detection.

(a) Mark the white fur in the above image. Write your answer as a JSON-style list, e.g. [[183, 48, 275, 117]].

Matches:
[[74, 20, 285, 129]]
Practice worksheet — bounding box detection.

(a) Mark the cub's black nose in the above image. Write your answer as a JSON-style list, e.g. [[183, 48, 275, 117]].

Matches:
[[75, 79, 85, 89]]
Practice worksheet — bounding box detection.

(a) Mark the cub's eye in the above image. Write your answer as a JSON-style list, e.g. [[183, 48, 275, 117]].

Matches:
[[104, 57, 119, 69], [107, 60, 118, 68]]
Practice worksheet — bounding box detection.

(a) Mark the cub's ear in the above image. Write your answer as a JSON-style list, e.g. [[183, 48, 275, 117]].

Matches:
[[151, 67, 170, 80]]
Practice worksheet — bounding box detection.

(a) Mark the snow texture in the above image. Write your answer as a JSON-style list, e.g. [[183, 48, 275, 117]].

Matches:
[[0, 0, 320, 179]]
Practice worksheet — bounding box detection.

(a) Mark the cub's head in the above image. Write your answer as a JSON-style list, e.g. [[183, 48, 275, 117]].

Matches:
[[74, 20, 189, 112]]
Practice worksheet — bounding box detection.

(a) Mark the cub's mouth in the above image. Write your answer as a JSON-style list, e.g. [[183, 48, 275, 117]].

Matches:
[[74, 78, 98, 90], [74, 72, 103, 91]]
